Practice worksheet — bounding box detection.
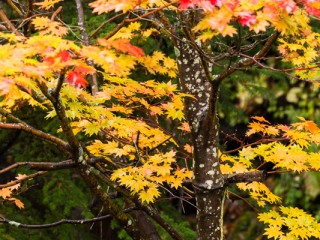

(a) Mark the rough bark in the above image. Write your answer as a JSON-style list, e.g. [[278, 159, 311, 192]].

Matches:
[[176, 39, 225, 239]]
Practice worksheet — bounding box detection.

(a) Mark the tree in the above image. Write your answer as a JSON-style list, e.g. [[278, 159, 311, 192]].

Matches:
[[1, 0, 320, 239]]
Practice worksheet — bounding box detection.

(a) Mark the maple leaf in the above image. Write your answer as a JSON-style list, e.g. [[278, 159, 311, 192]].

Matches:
[[179, 0, 193, 9], [263, 225, 284, 239], [8, 197, 24, 209], [184, 144, 193, 153], [32, 17, 68, 36], [178, 122, 191, 132], [0, 187, 12, 199], [98, 39, 145, 57], [139, 190, 154, 203], [66, 70, 88, 88], [179, 0, 220, 10], [237, 11, 257, 27], [251, 116, 270, 123], [57, 50, 70, 62], [34, 0, 63, 10], [306, 3, 320, 18]]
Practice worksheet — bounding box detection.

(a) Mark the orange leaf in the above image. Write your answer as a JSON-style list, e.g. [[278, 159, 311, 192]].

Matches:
[[8, 197, 24, 209], [251, 116, 270, 124], [98, 39, 144, 57], [0, 188, 12, 199]]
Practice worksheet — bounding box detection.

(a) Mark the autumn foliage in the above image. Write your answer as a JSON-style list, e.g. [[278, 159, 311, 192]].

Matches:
[[1, 0, 320, 239]]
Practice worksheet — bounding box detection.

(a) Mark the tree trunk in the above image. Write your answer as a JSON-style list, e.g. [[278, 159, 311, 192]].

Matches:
[[176, 39, 225, 239]]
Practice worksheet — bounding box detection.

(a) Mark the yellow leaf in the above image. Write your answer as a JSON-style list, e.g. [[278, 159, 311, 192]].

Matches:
[[32, 17, 68, 36], [34, 0, 63, 10]]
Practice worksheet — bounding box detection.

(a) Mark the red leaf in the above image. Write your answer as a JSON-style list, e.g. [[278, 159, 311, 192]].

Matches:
[[304, 0, 320, 18], [179, 0, 221, 10], [179, 0, 193, 9], [43, 50, 70, 65], [57, 50, 70, 62], [238, 11, 257, 27], [66, 70, 88, 88], [43, 56, 55, 65]]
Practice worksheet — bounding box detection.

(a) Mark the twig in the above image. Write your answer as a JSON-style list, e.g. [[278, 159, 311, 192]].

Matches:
[[5, 0, 22, 17], [0, 122, 70, 151], [105, 0, 178, 40], [0, 160, 76, 175], [0, 206, 136, 229], [0, 8, 23, 36], [90, 12, 126, 38], [227, 191, 260, 213], [50, 6, 63, 21], [222, 137, 289, 154], [0, 171, 47, 188], [213, 31, 280, 85]]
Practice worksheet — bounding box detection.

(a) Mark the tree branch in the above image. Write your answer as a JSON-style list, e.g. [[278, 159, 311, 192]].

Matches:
[[5, 0, 23, 17], [224, 171, 267, 186], [74, 0, 98, 95], [0, 122, 70, 151], [0, 160, 76, 175], [92, 163, 184, 240], [213, 31, 280, 85], [0, 206, 136, 229], [0, 8, 23, 36], [52, 70, 66, 98], [90, 12, 126, 38], [0, 171, 47, 188], [36, 80, 80, 157]]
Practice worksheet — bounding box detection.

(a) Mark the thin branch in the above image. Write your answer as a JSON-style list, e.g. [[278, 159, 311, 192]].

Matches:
[[0, 122, 70, 151], [0, 8, 23, 36], [105, 0, 178, 40], [52, 70, 66, 98], [5, 0, 23, 17], [0, 171, 47, 188], [135, 201, 184, 240], [50, 6, 62, 21], [104, 19, 127, 39], [0, 206, 136, 229], [0, 160, 76, 175], [267, 169, 292, 174], [222, 137, 289, 154], [0, 107, 27, 124], [92, 165, 184, 240], [22, 0, 34, 36], [90, 12, 126, 38], [213, 31, 280, 85], [36, 80, 80, 155], [238, 52, 320, 80], [227, 191, 260, 213], [126, 1, 179, 23]]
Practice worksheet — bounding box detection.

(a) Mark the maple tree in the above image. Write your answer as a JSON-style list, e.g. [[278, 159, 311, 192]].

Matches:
[[1, 0, 320, 239]]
